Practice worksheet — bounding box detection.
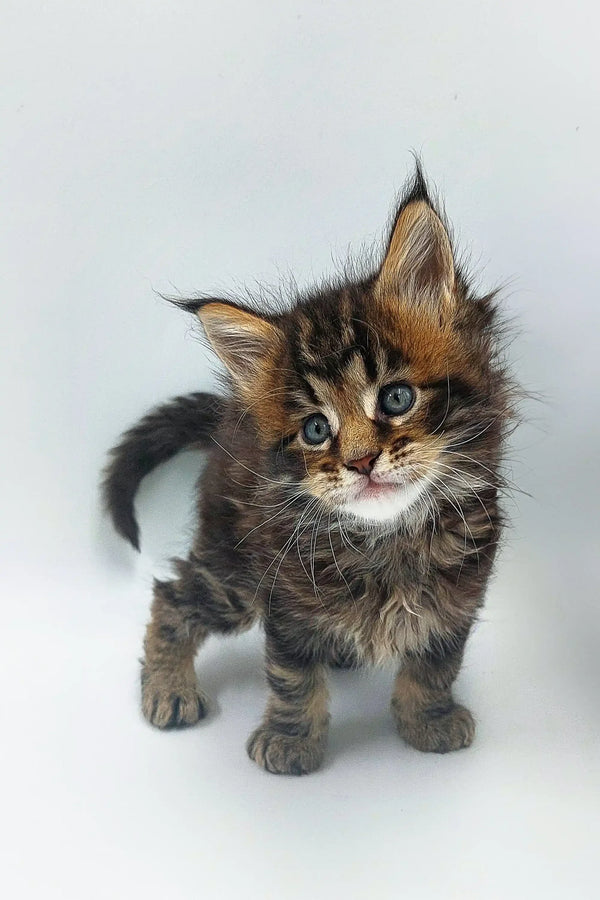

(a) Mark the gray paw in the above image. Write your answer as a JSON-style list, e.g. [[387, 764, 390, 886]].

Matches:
[[394, 702, 475, 753], [247, 726, 326, 775], [141, 672, 209, 729]]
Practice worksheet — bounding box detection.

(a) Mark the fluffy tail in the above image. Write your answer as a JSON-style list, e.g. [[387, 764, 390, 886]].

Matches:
[[102, 392, 223, 550]]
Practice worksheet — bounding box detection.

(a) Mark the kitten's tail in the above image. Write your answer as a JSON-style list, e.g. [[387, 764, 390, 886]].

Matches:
[[102, 392, 224, 551]]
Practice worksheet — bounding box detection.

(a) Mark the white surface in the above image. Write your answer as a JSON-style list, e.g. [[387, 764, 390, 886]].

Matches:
[[2, 2, 599, 898]]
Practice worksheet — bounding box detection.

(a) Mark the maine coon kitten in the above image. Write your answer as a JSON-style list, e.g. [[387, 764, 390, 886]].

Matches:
[[103, 166, 514, 776]]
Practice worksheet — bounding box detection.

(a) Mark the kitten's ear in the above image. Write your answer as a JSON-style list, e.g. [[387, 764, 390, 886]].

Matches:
[[194, 300, 283, 390], [378, 176, 455, 304]]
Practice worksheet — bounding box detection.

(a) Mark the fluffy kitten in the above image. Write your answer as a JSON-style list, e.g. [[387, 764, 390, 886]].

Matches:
[[103, 166, 515, 775]]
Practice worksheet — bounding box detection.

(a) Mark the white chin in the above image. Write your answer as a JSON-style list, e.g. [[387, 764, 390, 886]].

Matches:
[[339, 481, 426, 524]]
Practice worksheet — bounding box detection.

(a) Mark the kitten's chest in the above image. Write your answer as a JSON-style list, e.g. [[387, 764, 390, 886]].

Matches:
[[342, 577, 445, 665], [315, 547, 450, 665], [275, 524, 472, 665]]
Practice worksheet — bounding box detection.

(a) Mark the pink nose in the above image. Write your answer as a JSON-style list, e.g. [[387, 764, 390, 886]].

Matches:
[[345, 453, 379, 476]]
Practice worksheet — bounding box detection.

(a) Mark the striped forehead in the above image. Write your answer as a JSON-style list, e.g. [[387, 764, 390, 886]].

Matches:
[[302, 352, 380, 423], [290, 288, 468, 391], [293, 308, 388, 381], [287, 290, 466, 421], [291, 305, 392, 422]]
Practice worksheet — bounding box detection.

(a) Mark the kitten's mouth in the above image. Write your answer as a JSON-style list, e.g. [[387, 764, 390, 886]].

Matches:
[[337, 472, 427, 523], [352, 470, 418, 501], [356, 480, 400, 501]]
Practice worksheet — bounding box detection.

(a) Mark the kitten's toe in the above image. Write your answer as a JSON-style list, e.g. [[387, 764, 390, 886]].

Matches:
[[393, 701, 475, 753], [247, 726, 326, 775], [141, 674, 209, 729]]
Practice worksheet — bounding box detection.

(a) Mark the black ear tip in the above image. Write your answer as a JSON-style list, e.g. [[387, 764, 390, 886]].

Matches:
[[163, 296, 244, 317], [407, 153, 431, 204], [386, 159, 436, 240], [163, 296, 205, 314]]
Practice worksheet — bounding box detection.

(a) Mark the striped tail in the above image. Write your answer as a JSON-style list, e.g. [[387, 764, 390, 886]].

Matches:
[[102, 392, 223, 550]]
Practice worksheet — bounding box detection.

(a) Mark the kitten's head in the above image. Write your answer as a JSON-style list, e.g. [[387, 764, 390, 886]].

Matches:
[[187, 167, 511, 529]]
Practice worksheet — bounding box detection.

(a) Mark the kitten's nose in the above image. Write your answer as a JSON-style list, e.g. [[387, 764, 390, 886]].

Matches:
[[345, 453, 380, 476]]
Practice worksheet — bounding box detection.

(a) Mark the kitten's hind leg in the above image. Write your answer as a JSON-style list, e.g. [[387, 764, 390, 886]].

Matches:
[[391, 629, 475, 753], [141, 555, 256, 729]]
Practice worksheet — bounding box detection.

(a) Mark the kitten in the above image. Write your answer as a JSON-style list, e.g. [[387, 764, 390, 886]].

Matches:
[[103, 166, 515, 775]]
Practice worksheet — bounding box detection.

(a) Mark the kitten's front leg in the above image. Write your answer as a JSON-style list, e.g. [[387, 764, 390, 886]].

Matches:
[[392, 628, 475, 753], [247, 639, 330, 776], [141, 554, 256, 729]]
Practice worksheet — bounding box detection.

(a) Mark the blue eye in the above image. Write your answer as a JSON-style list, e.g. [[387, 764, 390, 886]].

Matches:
[[302, 414, 331, 445], [379, 383, 415, 416]]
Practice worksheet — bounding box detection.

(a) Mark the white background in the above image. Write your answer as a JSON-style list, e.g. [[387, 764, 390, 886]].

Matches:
[[2, 2, 599, 898]]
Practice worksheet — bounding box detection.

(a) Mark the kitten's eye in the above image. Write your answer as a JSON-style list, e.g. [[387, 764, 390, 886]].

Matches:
[[302, 413, 331, 445], [379, 383, 415, 416]]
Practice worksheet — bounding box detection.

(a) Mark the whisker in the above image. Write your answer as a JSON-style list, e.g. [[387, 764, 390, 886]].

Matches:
[[294, 498, 322, 586], [220, 491, 305, 511], [430, 475, 480, 579], [254, 499, 319, 610], [439, 449, 530, 498], [308, 505, 327, 605], [431, 462, 496, 533], [210, 435, 306, 487], [445, 415, 503, 449], [233, 493, 304, 549], [431, 460, 498, 493], [327, 513, 357, 608]]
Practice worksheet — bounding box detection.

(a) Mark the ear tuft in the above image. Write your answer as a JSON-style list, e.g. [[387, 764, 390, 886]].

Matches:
[[398, 158, 432, 207], [378, 166, 455, 303]]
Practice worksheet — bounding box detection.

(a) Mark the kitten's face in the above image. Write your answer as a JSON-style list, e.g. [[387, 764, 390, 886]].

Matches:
[[258, 290, 495, 527], [273, 313, 449, 524], [196, 177, 506, 528]]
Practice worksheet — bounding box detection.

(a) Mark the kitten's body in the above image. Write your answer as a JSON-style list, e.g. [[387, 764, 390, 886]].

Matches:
[[104, 168, 513, 774]]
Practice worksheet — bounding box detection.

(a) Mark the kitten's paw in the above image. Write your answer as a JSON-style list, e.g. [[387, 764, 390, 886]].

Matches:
[[246, 726, 325, 776], [394, 702, 475, 753], [141, 674, 209, 730]]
